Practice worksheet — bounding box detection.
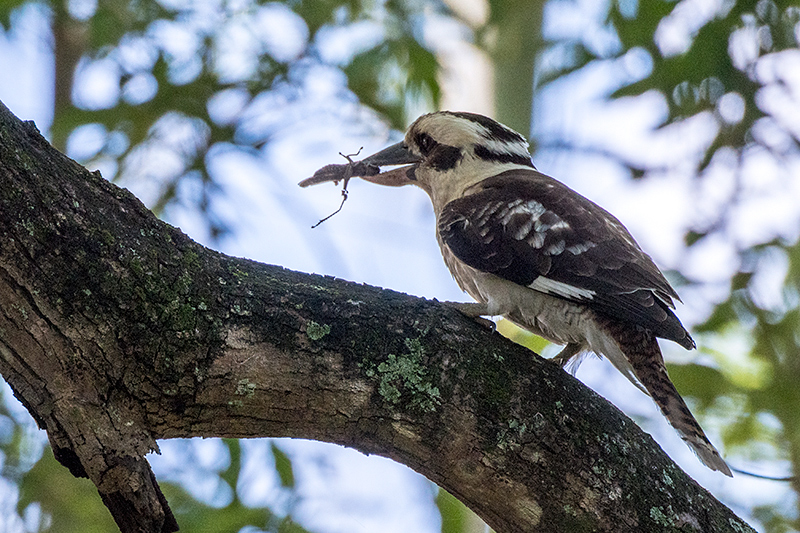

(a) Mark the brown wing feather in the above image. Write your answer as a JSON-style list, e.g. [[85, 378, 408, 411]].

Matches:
[[438, 169, 694, 348]]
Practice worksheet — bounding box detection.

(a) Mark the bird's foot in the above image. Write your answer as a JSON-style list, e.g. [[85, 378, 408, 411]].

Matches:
[[550, 343, 583, 369], [443, 301, 496, 331]]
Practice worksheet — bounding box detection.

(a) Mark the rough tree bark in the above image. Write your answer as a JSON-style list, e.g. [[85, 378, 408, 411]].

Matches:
[[0, 101, 753, 533]]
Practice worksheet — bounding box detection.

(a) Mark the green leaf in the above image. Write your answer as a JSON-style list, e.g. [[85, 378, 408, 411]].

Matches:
[[496, 319, 552, 355], [271, 442, 295, 489], [665, 362, 734, 409], [0, 0, 28, 29], [436, 487, 490, 533], [535, 43, 595, 88], [219, 439, 242, 494], [609, 0, 674, 52], [277, 516, 313, 533], [18, 446, 118, 533], [160, 478, 274, 532]]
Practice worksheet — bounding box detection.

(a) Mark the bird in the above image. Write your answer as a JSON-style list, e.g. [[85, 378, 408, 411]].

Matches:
[[308, 110, 731, 476]]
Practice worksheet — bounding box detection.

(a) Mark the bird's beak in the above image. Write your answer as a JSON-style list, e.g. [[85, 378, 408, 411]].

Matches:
[[358, 142, 422, 187], [361, 142, 421, 167], [299, 142, 422, 189]]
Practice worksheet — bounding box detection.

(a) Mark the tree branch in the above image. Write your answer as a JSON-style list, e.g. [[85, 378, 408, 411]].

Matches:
[[0, 101, 753, 533]]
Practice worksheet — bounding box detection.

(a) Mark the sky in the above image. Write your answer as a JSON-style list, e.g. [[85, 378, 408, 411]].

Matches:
[[1, 1, 800, 532]]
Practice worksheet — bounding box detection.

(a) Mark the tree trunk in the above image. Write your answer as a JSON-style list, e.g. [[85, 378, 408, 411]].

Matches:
[[0, 101, 753, 533]]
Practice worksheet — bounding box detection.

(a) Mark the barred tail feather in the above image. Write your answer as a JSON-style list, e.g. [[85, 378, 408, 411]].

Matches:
[[644, 367, 732, 475], [607, 323, 732, 476]]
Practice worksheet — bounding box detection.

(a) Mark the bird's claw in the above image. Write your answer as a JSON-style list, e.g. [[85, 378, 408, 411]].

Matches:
[[444, 301, 496, 331]]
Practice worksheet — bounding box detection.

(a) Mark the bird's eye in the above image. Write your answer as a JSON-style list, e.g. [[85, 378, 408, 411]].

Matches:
[[415, 133, 437, 156]]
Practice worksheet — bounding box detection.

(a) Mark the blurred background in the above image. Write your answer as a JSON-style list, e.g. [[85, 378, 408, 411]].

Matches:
[[1, 0, 799, 531]]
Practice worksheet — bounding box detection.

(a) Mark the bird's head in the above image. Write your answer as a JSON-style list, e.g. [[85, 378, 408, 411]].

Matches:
[[361, 111, 534, 210]]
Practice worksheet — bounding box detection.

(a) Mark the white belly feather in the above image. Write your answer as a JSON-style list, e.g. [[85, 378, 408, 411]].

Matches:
[[439, 242, 648, 393]]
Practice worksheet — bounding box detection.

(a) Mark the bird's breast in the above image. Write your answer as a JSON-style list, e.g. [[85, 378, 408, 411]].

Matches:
[[438, 239, 592, 347]]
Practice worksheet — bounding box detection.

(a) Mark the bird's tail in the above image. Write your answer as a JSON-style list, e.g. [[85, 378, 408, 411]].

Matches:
[[609, 324, 732, 476]]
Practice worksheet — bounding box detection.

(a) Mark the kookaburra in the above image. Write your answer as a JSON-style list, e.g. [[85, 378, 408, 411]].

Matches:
[[303, 111, 731, 476]]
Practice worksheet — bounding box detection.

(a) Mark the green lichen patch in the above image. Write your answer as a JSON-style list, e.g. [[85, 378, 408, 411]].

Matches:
[[235, 379, 257, 398], [227, 263, 250, 282], [649, 506, 674, 527], [306, 321, 331, 341], [496, 417, 529, 451], [365, 337, 441, 413]]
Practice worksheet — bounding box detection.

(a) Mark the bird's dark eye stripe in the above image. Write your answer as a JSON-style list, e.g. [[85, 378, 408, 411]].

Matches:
[[429, 145, 461, 171], [474, 145, 533, 167], [415, 132, 438, 155]]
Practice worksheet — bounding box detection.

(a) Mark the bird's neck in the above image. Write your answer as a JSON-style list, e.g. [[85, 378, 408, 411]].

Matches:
[[419, 158, 533, 214]]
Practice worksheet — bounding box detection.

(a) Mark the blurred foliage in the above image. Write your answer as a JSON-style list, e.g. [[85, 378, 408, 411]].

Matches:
[[0, 382, 118, 531], [0, 415, 310, 533], [496, 318, 553, 355], [0, 0, 28, 27], [17, 446, 118, 532], [270, 441, 295, 489], [437, 488, 468, 533], [694, 238, 800, 522], [531, 1, 800, 531], [158, 440, 310, 533], [1, 0, 800, 531], [612, 0, 800, 173], [4, 0, 447, 238], [436, 487, 493, 533]]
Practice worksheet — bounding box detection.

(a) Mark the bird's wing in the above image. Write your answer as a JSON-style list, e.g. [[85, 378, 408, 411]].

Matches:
[[437, 169, 693, 347]]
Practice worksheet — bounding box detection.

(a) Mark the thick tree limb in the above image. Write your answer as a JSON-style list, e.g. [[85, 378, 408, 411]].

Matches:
[[0, 101, 753, 533]]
